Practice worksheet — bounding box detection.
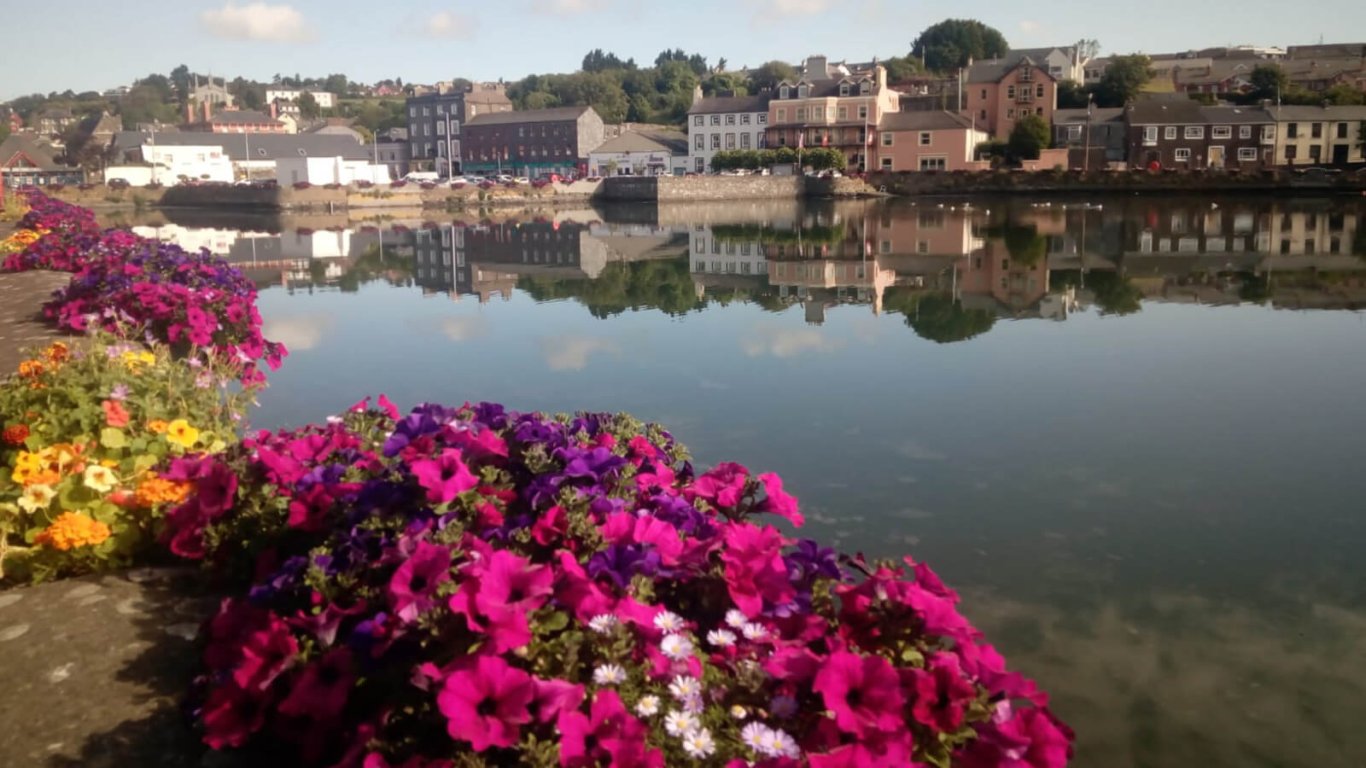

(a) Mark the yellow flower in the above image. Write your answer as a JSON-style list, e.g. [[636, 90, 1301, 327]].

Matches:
[[165, 419, 200, 449], [18, 484, 56, 514], [120, 350, 157, 372], [133, 473, 192, 507], [82, 464, 118, 493], [34, 512, 112, 551], [42, 341, 69, 365], [146, 419, 169, 435]]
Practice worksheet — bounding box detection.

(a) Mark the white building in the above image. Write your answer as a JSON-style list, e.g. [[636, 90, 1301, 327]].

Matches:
[[265, 89, 337, 110], [105, 144, 234, 186], [687, 90, 773, 174], [275, 156, 390, 186], [588, 130, 688, 176]]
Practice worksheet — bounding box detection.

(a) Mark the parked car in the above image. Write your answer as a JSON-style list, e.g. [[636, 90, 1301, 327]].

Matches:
[[493, 174, 514, 183], [107, 178, 130, 190], [512, 176, 530, 185]]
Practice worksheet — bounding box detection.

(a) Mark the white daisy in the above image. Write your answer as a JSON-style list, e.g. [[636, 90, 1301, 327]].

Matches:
[[668, 675, 701, 701], [741, 622, 768, 640], [592, 663, 627, 685], [730, 704, 748, 720], [680, 694, 705, 713], [588, 614, 618, 634], [653, 610, 685, 632], [634, 695, 661, 717], [660, 633, 694, 661], [724, 609, 748, 628], [769, 728, 801, 758], [681, 727, 716, 758], [740, 722, 772, 752], [706, 628, 737, 648], [663, 710, 700, 737]]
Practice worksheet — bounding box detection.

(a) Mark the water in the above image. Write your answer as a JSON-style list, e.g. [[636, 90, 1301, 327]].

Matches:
[[122, 194, 1366, 768]]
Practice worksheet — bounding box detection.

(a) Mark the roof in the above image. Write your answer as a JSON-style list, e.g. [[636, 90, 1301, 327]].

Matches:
[[965, 55, 1054, 84], [1009, 47, 1076, 61], [877, 111, 974, 131], [465, 88, 513, 105], [773, 75, 882, 99], [689, 93, 773, 115], [208, 110, 282, 126], [1199, 106, 1273, 124], [465, 106, 595, 127], [0, 134, 65, 170], [306, 125, 365, 142], [1266, 104, 1366, 121], [1126, 99, 1205, 125], [111, 131, 371, 162], [590, 130, 687, 155], [1053, 108, 1125, 125]]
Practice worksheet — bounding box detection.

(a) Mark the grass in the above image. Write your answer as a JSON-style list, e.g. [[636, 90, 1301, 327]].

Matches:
[[0, 193, 26, 223]]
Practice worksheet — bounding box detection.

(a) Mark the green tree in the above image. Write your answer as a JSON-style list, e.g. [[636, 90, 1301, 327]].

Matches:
[[1007, 114, 1050, 162], [1249, 64, 1288, 102], [1323, 83, 1364, 106], [1057, 81, 1090, 109], [0, 121, 10, 143], [582, 49, 635, 72], [886, 291, 997, 343], [323, 74, 350, 97], [297, 92, 321, 120], [805, 147, 847, 171], [170, 64, 192, 103], [1093, 55, 1151, 107], [882, 55, 924, 84], [993, 223, 1047, 265], [118, 85, 178, 126], [911, 19, 1009, 73], [1087, 271, 1142, 315], [703, 72, 748, 97], [748, 61, 797, 91]]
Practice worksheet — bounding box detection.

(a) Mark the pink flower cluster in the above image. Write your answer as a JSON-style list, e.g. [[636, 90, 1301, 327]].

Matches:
[[3, 192, 286, 383], [171, 399, 1073, 768]]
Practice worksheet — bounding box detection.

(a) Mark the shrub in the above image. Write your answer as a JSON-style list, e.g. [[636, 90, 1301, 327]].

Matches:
[[169, 399, 1074, 767], [0, 337, 249, 583]]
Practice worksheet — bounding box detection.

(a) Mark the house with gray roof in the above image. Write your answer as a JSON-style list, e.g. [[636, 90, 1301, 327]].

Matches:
[[1053, 107, 1127, 169], [688, 90, 773, 173], [462, 106, 604, 177], [588, 129, 688, 176], [0, 134, 82, 188]]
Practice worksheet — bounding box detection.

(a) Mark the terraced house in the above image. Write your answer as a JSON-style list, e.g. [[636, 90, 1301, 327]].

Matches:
[[687, 90, 772, 174], [1126, 100, 1276, 170], [461, 106, 604, 178], [1267, 105, 1366, 167], [764, 57, 900, 172]]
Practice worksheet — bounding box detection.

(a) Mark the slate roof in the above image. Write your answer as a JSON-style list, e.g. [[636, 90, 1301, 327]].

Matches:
[[688, 93, 773, 115], [965, 55, 1052, 84], [877, 111, 974, 131], [207, 110, 282, 126], [1199, 106, 1274, 124], [590, 130, 688, 155], [1266, 104, 1366, 122], [111, 131, 371, 162], [465, 106, 595, 127], [1053, 108, 1125, 125], [772, 76, 881, 99], [1125, 99, 1206, 125], [0, 134, 66, 170]]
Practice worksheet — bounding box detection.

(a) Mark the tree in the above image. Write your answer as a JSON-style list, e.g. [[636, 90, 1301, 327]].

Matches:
[[703, 73, 748, 97], [1323, 84, 1365, 106], [888, 291, 996, 343], [882, 55, 924, 84], [1007, 114, 1050, 162], [911, 19, 1009, 73], [323, 74, 350, 97], [1057, 81, 1090, 109], [170, 64, 192, 103], [1249, 64, 1287, 102], [1093, 54, 1151, 107], [748, 61, 797, 91], [805, 147, 847, 171], [655, 49, 708, 76], [297, 92, 321, 120], [582, 49, 635, 73]]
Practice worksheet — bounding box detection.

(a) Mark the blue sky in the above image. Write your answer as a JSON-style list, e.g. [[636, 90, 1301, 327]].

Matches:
[[4, 0, 1364, 100]]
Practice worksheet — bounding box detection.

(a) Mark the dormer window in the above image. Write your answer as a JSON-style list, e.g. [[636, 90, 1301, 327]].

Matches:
[[797, 85, 810, 98], [839, 84, 850, 96], [780, 86, 790, 99], [859, 80, 871, 95]]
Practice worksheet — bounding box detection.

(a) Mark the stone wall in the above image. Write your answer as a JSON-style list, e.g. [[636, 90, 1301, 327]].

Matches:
[[600, 176, 812, 202], [866, 168, 1366, 196]]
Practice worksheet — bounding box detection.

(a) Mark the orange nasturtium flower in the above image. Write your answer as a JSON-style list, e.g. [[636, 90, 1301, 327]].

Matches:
[[1, 424, 29, 446], [146, 419, 169, 435], [34, 512, 112, 551], [134, 473, 192, 508], [17, 359, 45, 378], [43, 341, 69, 365], [102, 400, 131, 428]]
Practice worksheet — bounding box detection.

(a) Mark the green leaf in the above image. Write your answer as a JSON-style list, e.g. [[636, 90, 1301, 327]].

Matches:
[[100, 428, 127, 449]]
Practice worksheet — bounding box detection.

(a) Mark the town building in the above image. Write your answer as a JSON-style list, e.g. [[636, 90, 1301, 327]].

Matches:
[[264, 89, 337, 110], [184, 105, 288, 134], [111, 131, 370, 181], [588, 129, 688, 176], [106, 144, 235, 186], [1267, 105, 1366, 166], [765, 60, 901, 172], [406, 84, 514, 176], [373, 140, 412, 179], [275, 156, 390, 186], [189, 76, 235, 110], [1007, 47, 1092, 84], [0, 134, 82, 188], [1126, 101, 1277, 170], [687, 91, 772, 174], [462, 106, 605, 178], [962, 55, 1058, 139], [35, 108, 78, 137], [1052, 107, 1127, 169], [875, 111, 988, 172]]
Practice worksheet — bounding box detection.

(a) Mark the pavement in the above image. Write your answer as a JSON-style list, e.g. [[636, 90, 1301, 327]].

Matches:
[[0, 271, 69, 374]]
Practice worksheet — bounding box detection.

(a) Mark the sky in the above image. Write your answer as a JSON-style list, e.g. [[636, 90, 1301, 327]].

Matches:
[[4, 0, 1365, 100]]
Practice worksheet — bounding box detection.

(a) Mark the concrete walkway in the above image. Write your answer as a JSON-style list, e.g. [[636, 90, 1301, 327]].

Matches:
[[0, 271, 68, 374]]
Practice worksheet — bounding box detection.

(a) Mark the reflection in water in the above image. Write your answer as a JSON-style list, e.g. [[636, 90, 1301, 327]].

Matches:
[[131, 196, 1366, 768]]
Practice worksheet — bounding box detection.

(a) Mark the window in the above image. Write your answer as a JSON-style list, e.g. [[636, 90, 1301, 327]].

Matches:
[[1007, 109, 1015, 119], [857, 105, 868, 120], [1288, 123, 1299, 138], [780, 86, 790, 98], [1239, 125, 1251, 139], [860, 80, 871, 94], [1036, 84, 1045, 98], [797, 85, 809, 98], [1311, 122, 1322, 138], [725, 133, 735, 149], [695, 157, 704, 172], [710, 115, 721, 126], [1309, 145, 1322, 161], [880, 157, 893, 170], [1007, 85, 1016, 98], [711, 134, 721, 150], [838, 107, 848, 120], [758, 132, 766, 147], [423, 107, 430, 116], [1174, 148, 1191, 162], [881, 132, 893, 146], [694, 116, 703, 126], [409, 107, 417, 117], [1238, 147, 1257, 161], [917, 241, 931, 254], [980, 109, 987, 120], [796, 108, 807, 121], [1185, 126, 1204, 139], [726, 114, 736, 125], [758, 114, 766, 124], [741, 114, 751, 124], [741, 133, 750, 149], [980, 89, 987, 100], [919, 156, 947, 171], [1337, 122, 1349, 138], [694, 134, 704, 150], [839, 84, 850, 96], [437, 122, 445, 135], [920, 132, 932, 146], [1212, 126, 1231, 139], [777, 108, 786, 122], [813, 107, 824, 120], [1262, 125, 1276, 142], [1067, 125, 1083, 141], [1165, 126, 1177, 140]]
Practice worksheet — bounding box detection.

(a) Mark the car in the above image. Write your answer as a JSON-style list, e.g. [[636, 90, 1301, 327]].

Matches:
[[107, 178, 131, 189], [512, 176, 530, 185], [493, 174, 514, 183]]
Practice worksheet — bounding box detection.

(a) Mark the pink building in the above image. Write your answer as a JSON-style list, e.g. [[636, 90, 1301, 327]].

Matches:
[[875, 111, 989, 172], [765, 60, 900, 172], [962, 55, 1058, 139]]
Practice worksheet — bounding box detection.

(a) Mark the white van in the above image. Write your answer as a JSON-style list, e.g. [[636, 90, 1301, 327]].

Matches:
[[403, 171, 440, 183]]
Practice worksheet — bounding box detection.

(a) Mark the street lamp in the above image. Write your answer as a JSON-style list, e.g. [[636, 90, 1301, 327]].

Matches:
[[1083, 93, 1094, 173]]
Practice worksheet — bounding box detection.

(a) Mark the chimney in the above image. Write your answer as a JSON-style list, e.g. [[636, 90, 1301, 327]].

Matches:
[[203, 99, 212, 123], [270, 101, 278, 119], [692, 84, 703, 106], [186, 102, 194, 125]]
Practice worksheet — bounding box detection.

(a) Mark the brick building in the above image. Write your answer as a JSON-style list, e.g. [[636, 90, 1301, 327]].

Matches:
[[462, 106, 605, 178]]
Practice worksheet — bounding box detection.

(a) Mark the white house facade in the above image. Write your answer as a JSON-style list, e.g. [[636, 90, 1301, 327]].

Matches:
[[265, 89, 337, 110], [687, 92, 773, 174]]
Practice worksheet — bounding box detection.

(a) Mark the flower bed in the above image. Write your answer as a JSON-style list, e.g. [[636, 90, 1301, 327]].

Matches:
[[170, 398, 1073, 767], [0, 337, 250, 582]]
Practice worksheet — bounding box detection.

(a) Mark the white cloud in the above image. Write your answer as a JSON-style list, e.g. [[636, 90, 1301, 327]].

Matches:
[[754, 0, 831, 14], [422, 10, 478, 39], [532, 0, 608, 14], [538, 335, 620, 371], [439, 315, 488, 341], [1018, 19, 1041, 33], [740, 325, 841, 358], [262, 313, 333, 351], [200, 2, 312, 43]]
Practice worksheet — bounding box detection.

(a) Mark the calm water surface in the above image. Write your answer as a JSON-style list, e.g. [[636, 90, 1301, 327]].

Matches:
[[127, 194, 1366, 768]]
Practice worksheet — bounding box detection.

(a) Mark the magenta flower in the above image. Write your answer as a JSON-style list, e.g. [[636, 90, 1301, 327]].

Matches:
[[436, 655, 535, 751], [720, 522, 796, 618], [232, 614, 298, 690], [389, 541, 452, 623], [278, 647, 355, 720], [411, 449, 478, 504], [690, 461, 750, 509], [812, 651, 905, 738], [529, 677, 584, 724], [755, 472, 804, 527], [476, 550, 553, 618], [556, 690, 661, 768], [908, 652, 978, 733], [201, 682, 268, 750]]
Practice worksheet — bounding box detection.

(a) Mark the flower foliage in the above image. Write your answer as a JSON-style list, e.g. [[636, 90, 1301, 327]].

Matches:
[[173, 398, 1073, 768], [1, 191, 286, 384], [0, 337, 250, 583]]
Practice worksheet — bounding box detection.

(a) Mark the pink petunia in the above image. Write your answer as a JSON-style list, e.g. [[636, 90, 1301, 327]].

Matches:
[[410, 449, 478, 505], [278, 647, 355, 720], [388, 541, 452, 623], [556, 690, 661, 768], [812, 651, 906, 738], [436, 655, 535, 751], [755, 472, 804, 527]]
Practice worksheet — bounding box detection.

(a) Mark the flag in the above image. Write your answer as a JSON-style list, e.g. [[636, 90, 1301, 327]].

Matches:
[[797, 131, 804, 150]]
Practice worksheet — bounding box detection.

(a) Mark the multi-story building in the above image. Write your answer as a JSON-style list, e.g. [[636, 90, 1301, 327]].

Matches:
[[687, 91, 772, 173], [462, 106, 604, 178], [264, 89, 337, 110], [185, 108, 288, 134], [1008, 47, 1092, 84], [962, 54, 1058, 140], [35, 108, 78, 137], [1126, 101, 1277, 170], [764, 60, 900, 172], [1267, 105, 1366, 167], [406, 84, 514, 176], [1052, 107, 1127, 169], [875, 111, 988, 172]]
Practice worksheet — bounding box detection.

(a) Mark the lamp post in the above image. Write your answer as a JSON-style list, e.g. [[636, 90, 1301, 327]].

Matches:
[[1083, 93, 1094, 173]]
